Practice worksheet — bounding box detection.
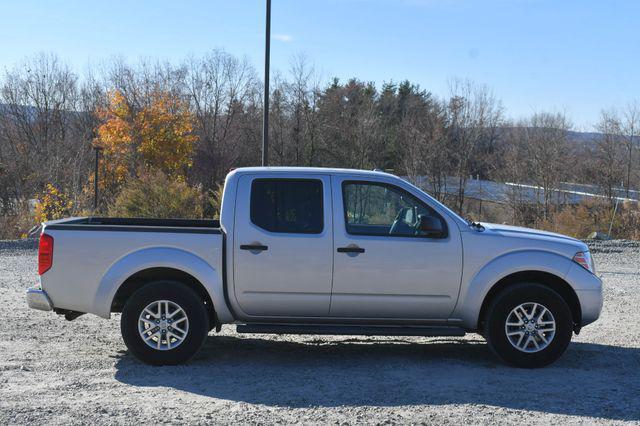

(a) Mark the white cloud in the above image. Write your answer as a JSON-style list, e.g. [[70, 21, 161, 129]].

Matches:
[[273, 34, 293, 42]]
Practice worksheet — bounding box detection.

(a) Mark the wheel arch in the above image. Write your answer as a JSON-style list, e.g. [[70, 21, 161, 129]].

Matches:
[[111, 267, 218, 330], [477, 270, 582, 332], [454, 249, 582, 331], [91, 246, 234, 323]]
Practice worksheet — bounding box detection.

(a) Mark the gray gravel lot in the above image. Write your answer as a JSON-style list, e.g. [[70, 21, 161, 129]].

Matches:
[[0, 239, 639, 424]]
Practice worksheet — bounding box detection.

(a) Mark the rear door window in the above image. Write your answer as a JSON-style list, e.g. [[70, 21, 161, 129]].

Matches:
[[250, 179, 323, 234]]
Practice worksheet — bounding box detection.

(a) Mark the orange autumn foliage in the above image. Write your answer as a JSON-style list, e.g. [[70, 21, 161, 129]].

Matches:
[[93, 90, 196, 197]]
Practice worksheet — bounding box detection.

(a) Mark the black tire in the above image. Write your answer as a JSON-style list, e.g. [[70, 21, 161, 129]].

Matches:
[[121, 280, 209, 365], [485, 282, 573, 368]]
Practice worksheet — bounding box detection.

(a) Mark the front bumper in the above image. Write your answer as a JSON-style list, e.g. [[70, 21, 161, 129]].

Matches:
[[26, 286, 53, 311], [576, 287, 603, 327], [565, 263, 603, 327]]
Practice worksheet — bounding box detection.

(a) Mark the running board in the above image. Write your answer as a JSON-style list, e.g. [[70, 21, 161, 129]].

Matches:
[[236, 324, 465, 337]]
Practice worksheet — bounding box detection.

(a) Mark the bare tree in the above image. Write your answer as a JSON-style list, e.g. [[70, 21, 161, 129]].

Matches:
[[502, 113, 571, 221], [621, 101, 639, 197], [396, 85, 449, 200], [266, 56, 320, 167], [446, 78, 503, 214], [183, 50, 259, 187], [592, 110, 625, 201], [0, 53, 91, 210]]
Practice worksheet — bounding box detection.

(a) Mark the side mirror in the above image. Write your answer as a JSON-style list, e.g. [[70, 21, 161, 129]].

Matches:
[[418, 215, 445, 238]]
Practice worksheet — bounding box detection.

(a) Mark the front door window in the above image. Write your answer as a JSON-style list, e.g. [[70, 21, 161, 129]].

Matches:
[[342, 182, 446, 238]]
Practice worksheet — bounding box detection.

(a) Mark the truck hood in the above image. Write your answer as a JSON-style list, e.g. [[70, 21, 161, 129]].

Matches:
[[479, 222, 587, 250]]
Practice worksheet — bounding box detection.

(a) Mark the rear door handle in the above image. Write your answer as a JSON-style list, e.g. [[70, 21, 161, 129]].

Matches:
[[240, 244, 268, 251], [337, 246, 365, 253]]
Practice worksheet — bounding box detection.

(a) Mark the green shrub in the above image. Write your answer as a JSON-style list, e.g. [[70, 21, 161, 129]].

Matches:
[[108, 171, 204, 218]]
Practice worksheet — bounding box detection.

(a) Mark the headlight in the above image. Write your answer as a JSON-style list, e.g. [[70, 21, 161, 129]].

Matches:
[[573, 251, 595, 274]]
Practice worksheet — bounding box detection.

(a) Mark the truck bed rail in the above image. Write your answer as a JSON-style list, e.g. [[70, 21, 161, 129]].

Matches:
[[44, 217, 221, 234]]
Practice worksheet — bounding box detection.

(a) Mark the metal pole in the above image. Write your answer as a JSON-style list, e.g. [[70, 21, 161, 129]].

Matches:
[[262, 0, 271, 166], [608, 197, 619, 238], [93, 147, 102, 210]]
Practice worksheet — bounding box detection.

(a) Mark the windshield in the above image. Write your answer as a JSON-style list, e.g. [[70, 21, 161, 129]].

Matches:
[[399, 177, 469, 227]]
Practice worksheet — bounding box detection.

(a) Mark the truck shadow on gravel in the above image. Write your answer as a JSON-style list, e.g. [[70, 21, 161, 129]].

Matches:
[[114, 335, 640, 420]]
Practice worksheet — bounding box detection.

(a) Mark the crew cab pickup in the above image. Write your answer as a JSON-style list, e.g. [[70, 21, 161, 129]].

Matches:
[[26, 167, 603, 367]]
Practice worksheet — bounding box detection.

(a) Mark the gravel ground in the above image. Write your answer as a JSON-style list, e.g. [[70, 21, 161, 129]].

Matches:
[[1, 239, 639, 424]]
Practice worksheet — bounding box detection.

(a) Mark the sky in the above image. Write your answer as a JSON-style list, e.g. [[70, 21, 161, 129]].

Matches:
[[1, 0, 638, 129]]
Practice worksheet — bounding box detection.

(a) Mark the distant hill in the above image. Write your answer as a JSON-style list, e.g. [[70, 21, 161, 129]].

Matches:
[[0, 103, 84, 122], [497, 127, 603, 148], [567, 131, 602, 147]]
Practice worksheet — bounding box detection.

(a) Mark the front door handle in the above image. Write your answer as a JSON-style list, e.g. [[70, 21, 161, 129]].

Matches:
[[337, 246, 365, 253], [240, 244, 268, 251]]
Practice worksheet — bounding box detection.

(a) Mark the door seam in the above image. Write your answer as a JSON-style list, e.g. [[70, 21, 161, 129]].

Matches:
[[327, 175, 335, 316]]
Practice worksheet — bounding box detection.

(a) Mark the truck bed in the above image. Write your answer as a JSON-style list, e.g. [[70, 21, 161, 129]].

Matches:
[[39, 216, 224, 318]]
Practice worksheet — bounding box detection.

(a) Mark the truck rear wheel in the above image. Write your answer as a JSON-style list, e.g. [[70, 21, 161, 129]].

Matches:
[[121, 280, 209, 365], [485, 283, 573, 368]]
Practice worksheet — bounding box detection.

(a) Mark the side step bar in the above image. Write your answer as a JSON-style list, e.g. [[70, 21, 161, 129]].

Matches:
[[236, 323, 465, 337]]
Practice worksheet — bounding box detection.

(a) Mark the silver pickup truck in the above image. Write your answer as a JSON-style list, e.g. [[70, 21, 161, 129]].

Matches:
[[27, 167, 603, 367]]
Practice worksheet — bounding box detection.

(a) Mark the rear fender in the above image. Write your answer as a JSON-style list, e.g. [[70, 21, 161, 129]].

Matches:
[[92, 247, 233, 322]]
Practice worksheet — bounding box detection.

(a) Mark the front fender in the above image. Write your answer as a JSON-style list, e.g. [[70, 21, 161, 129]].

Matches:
[[91, 247, 233, 321], [455, 250, 575, 330]]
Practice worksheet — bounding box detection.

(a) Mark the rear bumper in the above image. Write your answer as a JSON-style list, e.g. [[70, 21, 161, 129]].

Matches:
[[26, 286, 54, 311]]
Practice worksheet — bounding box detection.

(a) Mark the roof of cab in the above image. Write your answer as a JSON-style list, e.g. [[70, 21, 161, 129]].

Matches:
[[226, 166, 468, 228], [229, 166, 394, 177]]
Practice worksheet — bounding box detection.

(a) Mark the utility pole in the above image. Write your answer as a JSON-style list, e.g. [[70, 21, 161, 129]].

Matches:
[[93, 146, 103, 210], [262, 0, 271, 166]]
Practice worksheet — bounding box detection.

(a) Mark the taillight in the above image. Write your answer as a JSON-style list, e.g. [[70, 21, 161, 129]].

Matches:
[[38, 233, 54, 275], [573, 251, 594, 274]]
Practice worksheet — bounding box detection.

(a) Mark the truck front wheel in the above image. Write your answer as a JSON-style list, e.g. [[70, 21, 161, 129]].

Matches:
[[485, 282, 573, 368], [121, 280, 209, 365]]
